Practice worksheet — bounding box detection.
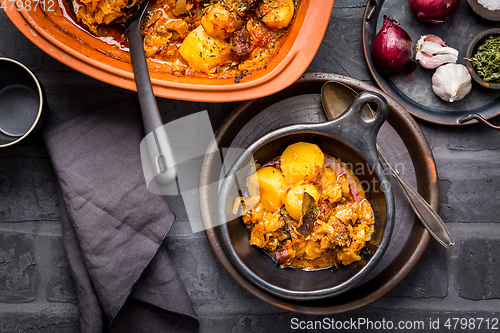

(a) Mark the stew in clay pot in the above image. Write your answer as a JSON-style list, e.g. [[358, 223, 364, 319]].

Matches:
[[72, 0, 300, 80]]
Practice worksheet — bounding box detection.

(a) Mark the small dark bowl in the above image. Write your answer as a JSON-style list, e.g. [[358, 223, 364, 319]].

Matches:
[[466, 28, 500, 90], [0, 58, 45, 147], [217, 91, 395, 301], [468, 0, 500, 21]]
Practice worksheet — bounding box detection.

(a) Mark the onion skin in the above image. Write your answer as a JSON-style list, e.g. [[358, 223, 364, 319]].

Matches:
[[372, 16, 415, 76], [408, 0, 461, 24]]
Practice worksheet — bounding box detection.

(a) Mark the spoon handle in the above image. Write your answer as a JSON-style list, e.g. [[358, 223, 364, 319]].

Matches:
[[377, 146, 455, 248], [127, 7, 177, 187]]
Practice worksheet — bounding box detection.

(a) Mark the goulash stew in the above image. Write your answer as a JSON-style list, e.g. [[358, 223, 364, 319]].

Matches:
[[72, 0, 299, 79], [236, 142, 375, 271]]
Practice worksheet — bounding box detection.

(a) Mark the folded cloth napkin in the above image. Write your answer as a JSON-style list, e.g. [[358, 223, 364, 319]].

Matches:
[[43, 100, 199, 333]]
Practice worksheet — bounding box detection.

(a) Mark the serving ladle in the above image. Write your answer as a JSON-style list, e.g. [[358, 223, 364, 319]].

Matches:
[[120, 0, 177, 188], [321, 81, 454, 249]]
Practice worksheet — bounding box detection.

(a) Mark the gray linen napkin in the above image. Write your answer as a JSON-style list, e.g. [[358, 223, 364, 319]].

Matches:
[[43, 101, 199, 333]]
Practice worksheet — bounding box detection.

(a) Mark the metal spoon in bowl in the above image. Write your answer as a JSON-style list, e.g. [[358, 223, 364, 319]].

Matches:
[[321, 81, 454, 249], [123, 0, 177, 188]]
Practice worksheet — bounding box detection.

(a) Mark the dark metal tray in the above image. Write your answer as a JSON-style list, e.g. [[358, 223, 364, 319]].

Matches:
[[199, 73, 438, 314], [363, 0, 500, 127]]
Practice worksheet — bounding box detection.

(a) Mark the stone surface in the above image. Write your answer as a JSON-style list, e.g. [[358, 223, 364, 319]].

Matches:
[[459, 238, 500, 300], [387, 240, 448, 298], [46, 237, 78, 303], [0, 158, 59, 222], [166, 237, 220, 301], [307, 6, 372, 82], [166, 196, 190, 221], [0, 312, 80, 333], [436, 164, 500, 223], [2, 0, 500, 331], [0, 233, 39, 302], [165, 236, 285, 316], [416, 120, 442, 150], [0, 137, 49, 159], [0, 11, 43, 69], [449, 118, 500, 151], [200, 310, 500, 333]]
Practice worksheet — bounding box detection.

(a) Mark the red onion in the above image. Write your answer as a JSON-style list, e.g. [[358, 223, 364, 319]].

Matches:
[[408, 0, 461, 24], [371, 16, 415, 76]]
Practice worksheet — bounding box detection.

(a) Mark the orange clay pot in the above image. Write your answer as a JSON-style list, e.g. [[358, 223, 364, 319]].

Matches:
[[4, 0, 334, 102]]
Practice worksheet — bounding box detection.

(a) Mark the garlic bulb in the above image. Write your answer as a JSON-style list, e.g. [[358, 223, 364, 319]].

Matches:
[[432, 64, 472, 103], [416, 35, 458, 69]]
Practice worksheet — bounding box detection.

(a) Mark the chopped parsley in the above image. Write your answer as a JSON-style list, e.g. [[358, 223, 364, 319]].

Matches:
[[470, 35, 500, 83]]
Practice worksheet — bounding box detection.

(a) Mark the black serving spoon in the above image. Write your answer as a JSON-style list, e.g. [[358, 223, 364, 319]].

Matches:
[[66, 0, 176, 189], [119, 0, 177, 188]]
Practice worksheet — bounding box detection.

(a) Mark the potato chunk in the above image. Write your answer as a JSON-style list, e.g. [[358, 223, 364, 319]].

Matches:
[[256, 166, 286, 197], [178, 25, 230, 74], [280, 142, 325, 185], [256, 0, 295, 29], [201, 3, 243, 40], [285, 184, 319, 220], [252, 166, 287, 212]]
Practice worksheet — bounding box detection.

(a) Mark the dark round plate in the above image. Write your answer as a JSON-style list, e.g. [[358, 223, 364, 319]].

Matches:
[[199, 73, 438, 314], [363, 0, 500, 126]]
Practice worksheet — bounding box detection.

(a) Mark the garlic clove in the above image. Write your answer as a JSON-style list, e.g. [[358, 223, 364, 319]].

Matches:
[[417, 40, 444, 55], [434, 46, 459, 57], [420, 34, 446, 46], [416, 52, 461, 69], [432, 63, 472, 103], [416, 35, 458, 69]]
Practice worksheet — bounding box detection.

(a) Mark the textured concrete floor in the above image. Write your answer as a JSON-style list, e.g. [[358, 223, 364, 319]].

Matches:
[[1, 0, 500, 332]]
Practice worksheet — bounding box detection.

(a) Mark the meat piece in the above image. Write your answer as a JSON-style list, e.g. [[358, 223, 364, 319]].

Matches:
[[246, 0, 261, 10], [328, 217, 351, 247], [231, 28, 251, 60], [296, 192, 318, 237], [317, 198, 333, 221], [274, 246, 296, 267]]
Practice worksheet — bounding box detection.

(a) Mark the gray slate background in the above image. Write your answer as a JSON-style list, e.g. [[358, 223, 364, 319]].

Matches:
[[1, 0, 500, 332]]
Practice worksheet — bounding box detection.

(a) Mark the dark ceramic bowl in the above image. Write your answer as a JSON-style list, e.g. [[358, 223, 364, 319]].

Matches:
[[0, 58, 46, 148], [468, 0, 500, 21], [217, 91, 395, 301], [466, 28, 500, 90]]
